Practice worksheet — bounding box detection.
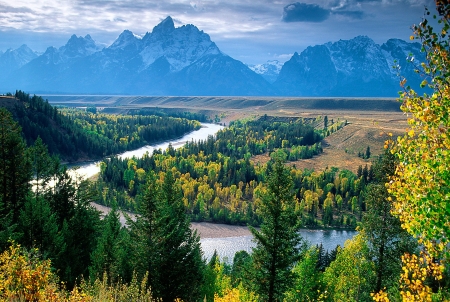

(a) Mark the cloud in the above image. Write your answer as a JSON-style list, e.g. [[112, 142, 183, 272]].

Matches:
[[0, 4, 33, 13], [282, 3, 330, 22], [333, 10, 365, 19], [282, 2, 366, 22]]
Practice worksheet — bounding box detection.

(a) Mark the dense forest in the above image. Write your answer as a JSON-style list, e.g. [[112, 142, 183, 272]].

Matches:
[[1, 3, 450, 301], [96, 115, 369, 228], [3, 91, 200, 161]]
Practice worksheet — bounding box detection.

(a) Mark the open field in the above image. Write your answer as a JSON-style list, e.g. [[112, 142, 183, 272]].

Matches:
[[44, 95, 408, 173]]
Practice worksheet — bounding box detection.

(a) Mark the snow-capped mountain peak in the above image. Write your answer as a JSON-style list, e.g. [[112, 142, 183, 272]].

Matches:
[[58, 34, 102, 61], [109, 30, 141, 50], [0, 44, 38, 70], [152, 16, 175, 35], [138, 16, 221, 71]]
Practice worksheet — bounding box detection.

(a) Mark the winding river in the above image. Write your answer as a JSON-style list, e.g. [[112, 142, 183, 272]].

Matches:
[[68, 123, 224, 179], [70, 123, 356, 262]]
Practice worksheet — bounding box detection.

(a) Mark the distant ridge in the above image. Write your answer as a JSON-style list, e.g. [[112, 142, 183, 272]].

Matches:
[[43, 95, 402, 113], [0, 18, 426, 97]]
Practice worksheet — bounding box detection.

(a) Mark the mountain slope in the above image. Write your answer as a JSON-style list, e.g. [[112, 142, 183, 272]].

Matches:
[[2, 16, 273, 96], [274, 36, 423, 97], [1, 22, 425, 97]]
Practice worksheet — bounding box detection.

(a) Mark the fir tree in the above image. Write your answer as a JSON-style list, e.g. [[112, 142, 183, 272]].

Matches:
[[156, 170, 205, 302], [130, 170, 205, 302], [0, 108, 31, 225], [249, 159, 304, 302]]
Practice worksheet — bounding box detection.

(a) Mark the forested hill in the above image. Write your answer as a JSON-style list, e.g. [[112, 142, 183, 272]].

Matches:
[[1, 91, 201, 162]]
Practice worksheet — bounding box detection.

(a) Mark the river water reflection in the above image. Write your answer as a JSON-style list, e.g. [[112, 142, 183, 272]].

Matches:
[[201, 229, 357, 262]]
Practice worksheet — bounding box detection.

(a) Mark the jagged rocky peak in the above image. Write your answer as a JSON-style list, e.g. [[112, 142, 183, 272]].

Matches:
[[326, 35, 378, 52], [138, 16, 221, 72], [58, 34, 101, 59], [152, 16, 175, 34], [0, 44, 38, 70], [109, 29, 141, 50]]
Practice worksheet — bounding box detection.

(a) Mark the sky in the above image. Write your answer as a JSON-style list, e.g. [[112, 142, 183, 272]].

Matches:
[[0, 0, 436, 65]]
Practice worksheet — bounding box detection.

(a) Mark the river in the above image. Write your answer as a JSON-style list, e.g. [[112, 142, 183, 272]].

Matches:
[[68, 123, 224, 179], [71, 122, 356, 263], [200, 229, 356, 263]]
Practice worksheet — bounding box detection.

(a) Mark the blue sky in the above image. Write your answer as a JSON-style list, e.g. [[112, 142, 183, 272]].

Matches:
[[0, 0, 435, 65]]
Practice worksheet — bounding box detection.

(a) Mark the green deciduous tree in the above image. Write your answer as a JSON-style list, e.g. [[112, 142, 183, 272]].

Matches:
[[322, 233, 375, 302], [285, 247, 322, 302], [249, 159, 303, 302]]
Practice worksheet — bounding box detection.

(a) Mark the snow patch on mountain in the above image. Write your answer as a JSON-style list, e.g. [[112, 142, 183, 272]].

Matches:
[[248, 60, 283, 83], [0, 44, 38, 70], [139, 19, 221, 72], [58, 34, 103, 62]]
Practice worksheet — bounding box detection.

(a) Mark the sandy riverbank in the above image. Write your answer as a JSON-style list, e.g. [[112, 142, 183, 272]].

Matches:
[[92, 203, 252, 239], [191, 222, 252, 238]]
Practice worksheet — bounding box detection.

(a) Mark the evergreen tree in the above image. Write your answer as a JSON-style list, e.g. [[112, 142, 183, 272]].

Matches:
[[18, 194, 64, 262], [56, 180, 101, 288], [0, 108, 31, 225], [128, 171, 160, 286], [156, 170, 205, 302], [249, 159, 304, 302], [362, 150, 417, 292], [130, 170, 205, 301], [89, 202, 122, 281], [365, 146, 371, 159]]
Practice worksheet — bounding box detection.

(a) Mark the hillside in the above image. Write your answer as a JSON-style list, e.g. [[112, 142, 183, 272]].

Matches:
[[43, 95, 407, 174], [1, 91, 201, 162]]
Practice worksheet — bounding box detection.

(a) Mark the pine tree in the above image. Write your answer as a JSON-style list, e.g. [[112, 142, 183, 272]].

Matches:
[[0, 108, 31, 225], [89, 202, 122, 281], [57, 180, 101, 288], [362, 150, 416, 292], [130, 170, 205, 301], [249, 159, 304, 302], [128, 171, 161, 287], [156, 170, 205, 302]]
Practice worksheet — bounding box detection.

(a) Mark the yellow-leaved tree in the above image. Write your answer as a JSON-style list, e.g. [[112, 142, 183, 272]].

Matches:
[[376, 0, 450, 300], [388, 0, 450, 260]]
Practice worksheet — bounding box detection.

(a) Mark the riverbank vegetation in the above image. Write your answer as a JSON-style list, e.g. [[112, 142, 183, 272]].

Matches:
[[1, 91, 200, 161], [96, 115, 370, 229], [0, 2, 450, 300]]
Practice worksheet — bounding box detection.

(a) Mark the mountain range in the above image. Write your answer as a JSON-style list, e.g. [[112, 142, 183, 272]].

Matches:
[[0, 16, 425, 97]]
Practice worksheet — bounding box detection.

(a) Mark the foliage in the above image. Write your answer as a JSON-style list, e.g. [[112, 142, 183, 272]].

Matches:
[[322, 233, 375, 302], [249, 159, 304, 302], [0, 107, 31, 227], [372, 251, 445, 302], [0, 243, 94, 302], [10, 90, 200, 161], [285, 247, 322, 302], [362, 151, 417, 293], [81, 272, 156, 302], [129, 170, 205, 301], [388, 1, 450, 260], [99, 116, 365, 228]]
